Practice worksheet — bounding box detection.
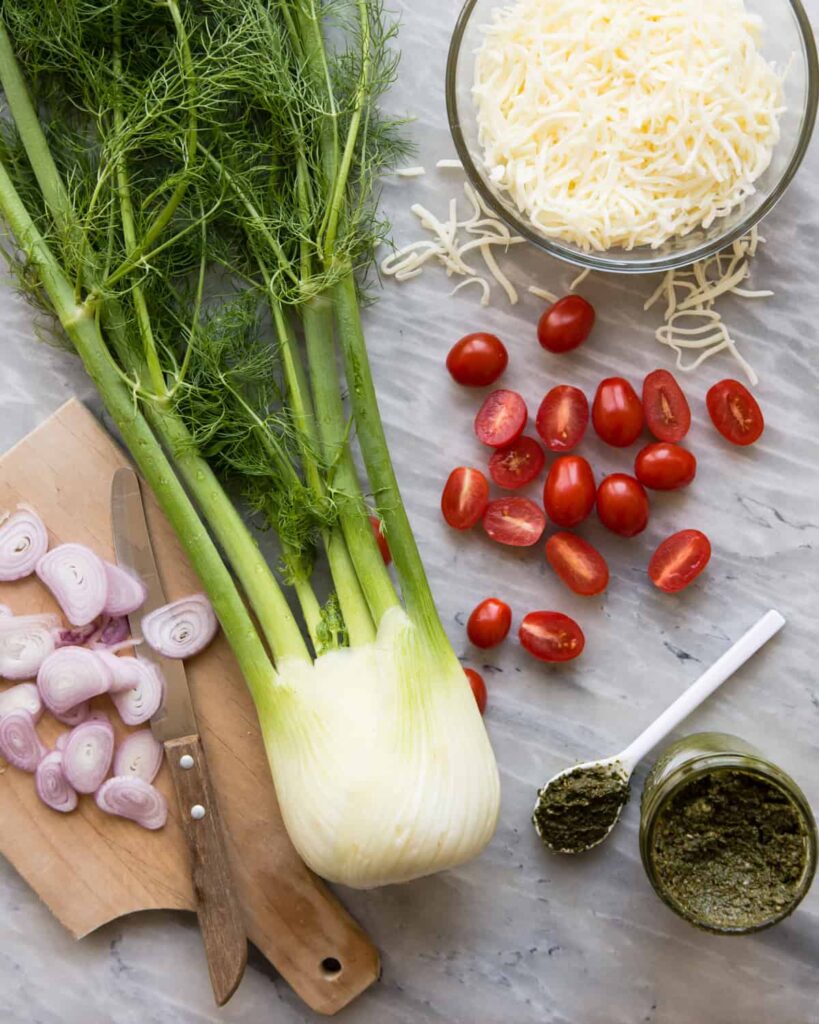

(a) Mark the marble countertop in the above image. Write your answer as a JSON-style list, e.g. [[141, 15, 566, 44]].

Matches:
[[2, 3, 819, 1022]]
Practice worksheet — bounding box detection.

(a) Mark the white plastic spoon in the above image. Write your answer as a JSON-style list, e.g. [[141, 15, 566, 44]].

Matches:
[[533, 609, 786, 854]]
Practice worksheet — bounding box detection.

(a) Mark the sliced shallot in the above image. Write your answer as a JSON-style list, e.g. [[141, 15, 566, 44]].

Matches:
[[0, 708, 47, 772], [55, 731, 69, 751], [0, 682, 43, 722], [36, 543, 108, 626], [0, 612, 58, 680], [142, 594, 218, 659], [53, 622, 98, 648], [0, 505, 49, 581], [53, 702, 90, 727], [103, 563, 147, 617], [114, 730, 164, 784], [95, 776, 168, 830], [35, 751, 78, 813], [37, 647, 112, 716], [88, 616, 132, 650], [110, 660, 164, 725], [95, 651, 143, 694], [62, 716, 115, 793]]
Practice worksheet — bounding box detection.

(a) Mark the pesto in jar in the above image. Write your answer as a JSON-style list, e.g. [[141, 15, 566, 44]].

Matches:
[[649, 768, 812, 930], [533, 764, 630, 854]]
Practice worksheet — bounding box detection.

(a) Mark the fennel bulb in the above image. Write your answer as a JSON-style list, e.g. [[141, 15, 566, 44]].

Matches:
[[265, 608, 501, 889]]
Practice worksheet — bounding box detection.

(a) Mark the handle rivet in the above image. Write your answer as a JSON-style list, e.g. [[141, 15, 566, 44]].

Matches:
[[179, 754, 194, 769], [191, 804, 206, 820]]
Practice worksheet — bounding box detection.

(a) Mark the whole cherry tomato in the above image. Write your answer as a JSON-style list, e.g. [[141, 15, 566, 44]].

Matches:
[[545, 533, 609, 596], [537, 295, 596, 353], [706, 380, 764, 446], [592, 377, 644, 447], [446, 332, 508, 387], [483, 497, 546, 547], [441, 467, 489, 530], [489, 436, 545, 489], [649, 530, 712, 593], [369, 515, 391, 564], [535, 385, 589, 452], [596, 474, 649, 537], [465, 668, 488, 715], [543, 455, 596, 528], [467, 598, 512, 649], [634, 443, 697, 491], [643, 369, 691, 442], [519, 611, 585, 663], [475, 389, 528, 447]]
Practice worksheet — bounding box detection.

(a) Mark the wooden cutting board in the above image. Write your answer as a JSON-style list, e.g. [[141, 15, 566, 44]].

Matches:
[[0, 400, 380, 1015]]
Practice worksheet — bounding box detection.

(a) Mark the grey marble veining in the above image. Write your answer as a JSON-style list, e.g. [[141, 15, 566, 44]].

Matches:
[[2, 2, 819, 1021]]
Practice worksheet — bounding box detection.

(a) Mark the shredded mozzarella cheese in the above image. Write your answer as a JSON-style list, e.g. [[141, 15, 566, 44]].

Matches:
[[645, 228, 767, 384], [474, 0, 783, 251], [395, 166, 426, 178]]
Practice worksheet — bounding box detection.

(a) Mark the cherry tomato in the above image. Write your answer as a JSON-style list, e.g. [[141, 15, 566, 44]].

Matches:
[[706, 380, 764, 446], [467, 598, 512, 649], [483, 497, 546, 547], [475, 389, 528, 448], [596, 474, 649, 537], [537, 295, 596, 354], [489, 435, 545, 490], [519, 611, 585, 663], [543, 455, 596, 528], [446, 332, 508, 387], [465, 668, 488, 715], [649, 530, 712, 594], [592, 377, 644, 447], [535, 385, 589, 452], [634, 443, 697, 491], [441, 467, 490, 530], [545, 533, 609, 597], [643, 369, 691, 442], [369, 515, 391, 564]]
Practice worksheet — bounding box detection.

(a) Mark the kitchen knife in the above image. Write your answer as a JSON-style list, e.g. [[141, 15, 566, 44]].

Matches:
[[111, 466, 247, 1006]]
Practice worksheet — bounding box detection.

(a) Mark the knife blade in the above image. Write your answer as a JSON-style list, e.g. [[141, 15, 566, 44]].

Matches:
[[111, 467, 247, 1006]]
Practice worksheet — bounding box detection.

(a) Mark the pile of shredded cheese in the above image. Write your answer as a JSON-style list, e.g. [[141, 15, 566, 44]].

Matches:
[[645, 228, 769, 385], [474, 0, 784, 251]]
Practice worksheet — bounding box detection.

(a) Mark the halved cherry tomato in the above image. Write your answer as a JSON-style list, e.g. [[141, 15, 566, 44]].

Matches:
[[369, 515, 391, 564], [475, 389, 528, 448], [706, 380, 764, 446], [643, 369, 691, 442], [596, 474, 649, 537], [446, 332, 508, 387], [543, 455, 596, 528], [535, 385, 589, 452], [592, 377, 644, 447], [465, 668, 488, 715], [537, 295, 596, 354], [441, 467, 490, 530], [467, 598, 512, 649], [649, 530, 712, 594], [545, 533, 609, 597], [483, 497, 546, 547], [489, 435, 545, 490], [519, 611, 585, 663], [634, 443, 697, 491]]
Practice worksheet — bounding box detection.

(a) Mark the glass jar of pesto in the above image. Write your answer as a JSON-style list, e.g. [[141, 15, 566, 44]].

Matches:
[[640, 733, 817, 934]]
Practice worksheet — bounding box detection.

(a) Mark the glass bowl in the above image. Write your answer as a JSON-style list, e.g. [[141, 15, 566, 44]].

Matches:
[[446, 0, 819, 274]]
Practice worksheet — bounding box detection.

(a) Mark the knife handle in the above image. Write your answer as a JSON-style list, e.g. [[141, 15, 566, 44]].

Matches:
[[165, 734, 248, 1006]]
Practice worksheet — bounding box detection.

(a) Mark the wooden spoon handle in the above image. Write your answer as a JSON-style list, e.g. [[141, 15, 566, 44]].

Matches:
[[166, 734, 248, 1006]]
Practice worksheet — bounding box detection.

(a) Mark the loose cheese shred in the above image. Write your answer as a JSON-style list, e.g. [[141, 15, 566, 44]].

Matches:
[[380, 178, 534, 305], [645, 229, 767, 385], [436, 159, 464, 170], [395, 166, 426, 178], [474, 0, 783, 251]]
